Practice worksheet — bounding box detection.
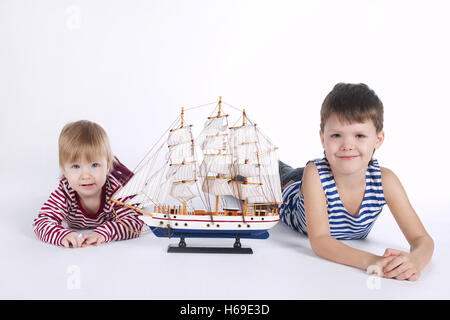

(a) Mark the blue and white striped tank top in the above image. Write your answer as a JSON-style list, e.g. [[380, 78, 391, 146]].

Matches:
[[279, 157, 386, 240]]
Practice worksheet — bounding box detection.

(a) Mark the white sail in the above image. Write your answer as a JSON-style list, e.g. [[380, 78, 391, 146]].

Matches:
[[170, 181, 196, 203], [132, 167, 174, 206], [200, 154, 232, 176], [197, 113, 233, 199], [234, 143, 258, 159], [236, 163, 260, 177], [228, 122, 283, 204], [166, 142, 194, 162], [230, 124, 257, 144], [229, 181, 262, 200], [203, 117, 227, 135], [165, 123, 199, 203], [202, 177, 233, 195], [198, 115, 229, 151], [258, 150, 283, 203], [167, 163, 196, 181], [111, 144, 164, 204], [201, 134, 227, 151], [167, 126, 193, 146]]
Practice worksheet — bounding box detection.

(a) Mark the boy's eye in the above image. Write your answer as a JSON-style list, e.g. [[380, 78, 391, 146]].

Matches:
[[331, 134, 340, 138], [356, 134, 366, 139]]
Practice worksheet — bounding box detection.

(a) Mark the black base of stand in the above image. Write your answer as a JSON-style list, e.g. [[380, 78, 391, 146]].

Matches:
[[167, 235, 253, 254]]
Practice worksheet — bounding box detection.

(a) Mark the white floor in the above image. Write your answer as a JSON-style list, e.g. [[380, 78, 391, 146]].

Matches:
[[2, 197, 449, 300]]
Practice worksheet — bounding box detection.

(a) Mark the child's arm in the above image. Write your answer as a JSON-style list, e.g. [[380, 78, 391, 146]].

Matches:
[[92, 204, 144, 243], [302, 162, 394, 272], [33, 184, 74, 246], [380, 167, 434, 280]]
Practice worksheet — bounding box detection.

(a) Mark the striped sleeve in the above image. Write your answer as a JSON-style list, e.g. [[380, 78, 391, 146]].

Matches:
[[33, 183, 73, 246], [93, 205, 144, 242]]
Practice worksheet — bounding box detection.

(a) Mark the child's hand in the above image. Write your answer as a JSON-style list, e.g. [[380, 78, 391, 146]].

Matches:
[[61, 232, 84, 248], [381, 248, 420, 281], [81, 232, 105, 247], [367, 254, 396, 277]]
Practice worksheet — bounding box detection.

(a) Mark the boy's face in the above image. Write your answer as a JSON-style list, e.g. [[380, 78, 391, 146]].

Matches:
[[320, 113, 384, 176], [62, 156, 109, 199]]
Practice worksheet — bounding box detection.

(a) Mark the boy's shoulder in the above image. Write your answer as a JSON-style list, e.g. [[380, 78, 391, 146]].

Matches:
[[379, 166, 401, 186], [304, 158, 328, 174], [304, 160, 318, 172], [379, 166, 408, 205], [302, 161, 322, 186], [379, 166, 396, 179]]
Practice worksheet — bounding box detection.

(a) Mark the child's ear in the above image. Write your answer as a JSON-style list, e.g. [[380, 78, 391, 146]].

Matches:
[[319, 130, 325, 148], [374, 130, 385, 149]]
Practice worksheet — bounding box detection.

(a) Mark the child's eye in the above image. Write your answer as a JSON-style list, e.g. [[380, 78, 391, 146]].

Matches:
[[331, 134, 340, 138], [92, 163, 100, 168], [71, 164, 80, 169], [356, 134, 366, 139]]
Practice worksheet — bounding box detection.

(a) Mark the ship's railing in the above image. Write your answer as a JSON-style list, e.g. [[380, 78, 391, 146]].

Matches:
[[151, 204, 280, 216]]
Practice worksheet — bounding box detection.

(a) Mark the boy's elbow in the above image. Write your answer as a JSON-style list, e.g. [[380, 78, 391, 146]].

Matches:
[[309, 234, 332, 258]]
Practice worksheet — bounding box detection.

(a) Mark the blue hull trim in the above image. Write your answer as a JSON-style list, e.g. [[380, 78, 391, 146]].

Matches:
[[149, 226, 269, 239]]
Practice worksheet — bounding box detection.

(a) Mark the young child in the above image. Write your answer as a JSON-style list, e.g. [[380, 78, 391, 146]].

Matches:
[[279, 83, 434, 281], [33, 120, 144, 248]]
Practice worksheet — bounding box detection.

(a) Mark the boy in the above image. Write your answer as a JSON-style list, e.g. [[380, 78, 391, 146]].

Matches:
[[279, 83, 434, 281]]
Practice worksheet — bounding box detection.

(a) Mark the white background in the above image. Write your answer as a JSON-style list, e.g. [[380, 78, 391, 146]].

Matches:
[[1, 0, 449, 299]]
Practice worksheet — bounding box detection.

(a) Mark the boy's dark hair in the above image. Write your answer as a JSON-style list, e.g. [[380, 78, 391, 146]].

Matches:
[[320, 83, 384, 133]]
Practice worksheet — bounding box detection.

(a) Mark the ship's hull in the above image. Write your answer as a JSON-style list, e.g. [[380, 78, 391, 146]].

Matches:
[[138, 212, 280, 239]]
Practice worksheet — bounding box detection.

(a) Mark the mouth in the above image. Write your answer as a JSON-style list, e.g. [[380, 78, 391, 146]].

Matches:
[[337, 155, 359, 160], [80, 183, 96, 188]]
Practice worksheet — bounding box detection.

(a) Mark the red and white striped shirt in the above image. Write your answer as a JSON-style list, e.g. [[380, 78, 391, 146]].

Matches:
[[33, 167, 144, 246]]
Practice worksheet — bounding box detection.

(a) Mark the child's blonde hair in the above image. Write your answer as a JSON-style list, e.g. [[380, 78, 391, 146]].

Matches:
[[58, 120, 115, 172]]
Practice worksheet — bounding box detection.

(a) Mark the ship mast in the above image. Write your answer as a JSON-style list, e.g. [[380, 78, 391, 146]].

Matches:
[[215, 97, 222, 215], [199, 96, 232, 215], [242, 108, 248, 217], [181, 106, 186, 214], [181, 106, 184, 128]]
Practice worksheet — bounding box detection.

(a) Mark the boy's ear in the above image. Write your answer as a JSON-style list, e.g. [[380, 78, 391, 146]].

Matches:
[[374, 130, 385, 149], [319, 130, 325, 148]]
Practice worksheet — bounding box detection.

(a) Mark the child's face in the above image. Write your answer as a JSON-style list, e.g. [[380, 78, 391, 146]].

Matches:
[[320, 113, 384, 176], [62, 156, 109, 199]]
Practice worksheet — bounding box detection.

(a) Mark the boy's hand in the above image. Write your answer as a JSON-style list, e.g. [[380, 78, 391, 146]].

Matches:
[[61, 232, 84, 248], [81, 232, 105, 247], [381, 248, 420, 281], [367, 254, 396, 277]]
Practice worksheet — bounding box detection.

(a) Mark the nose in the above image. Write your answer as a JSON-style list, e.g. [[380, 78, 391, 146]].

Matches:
[[341, 138, 354, 151], [80, 166, 93, 179], [341, 145, 353, 151]]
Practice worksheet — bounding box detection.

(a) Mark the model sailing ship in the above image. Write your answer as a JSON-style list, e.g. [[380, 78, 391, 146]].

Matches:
[[108, 97, 283, 253]]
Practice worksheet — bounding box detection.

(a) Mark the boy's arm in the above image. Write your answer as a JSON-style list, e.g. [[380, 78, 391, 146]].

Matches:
[[302, 162, 382, 271], [380, 167, 434, 272], [33, 185, 74, 246], [93, 204, 144, 242]]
